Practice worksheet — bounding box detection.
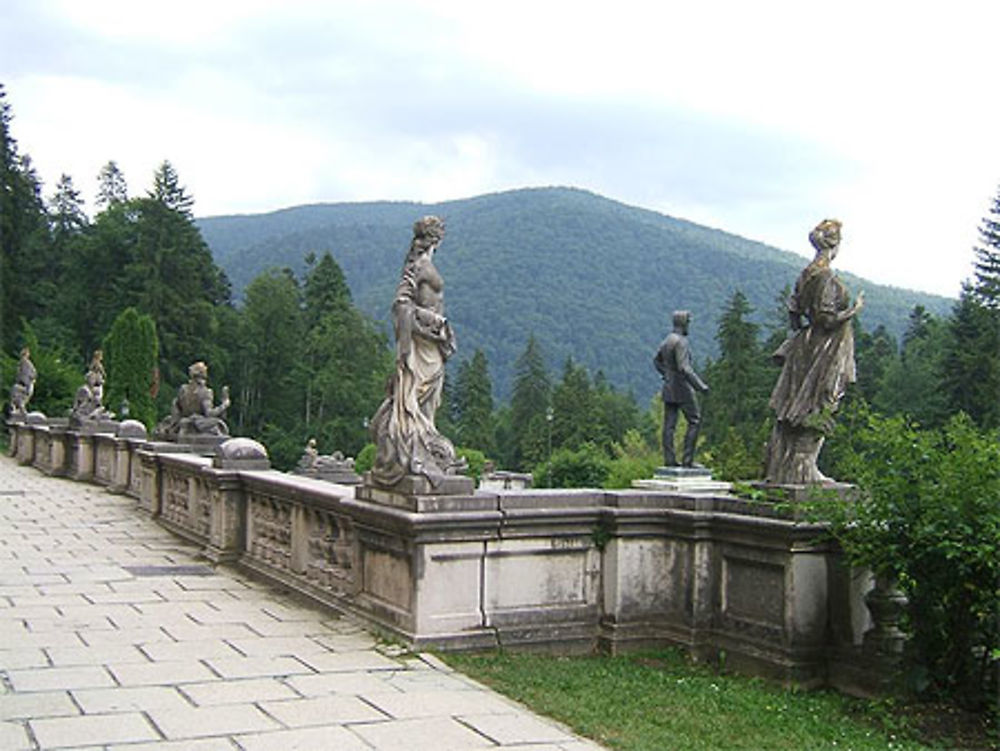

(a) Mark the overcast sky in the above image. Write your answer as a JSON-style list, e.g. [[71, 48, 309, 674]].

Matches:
[[3, 0, 998, 298]]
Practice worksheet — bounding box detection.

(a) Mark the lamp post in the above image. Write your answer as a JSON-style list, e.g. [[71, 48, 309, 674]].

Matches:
[[545, 406, 554, 488]]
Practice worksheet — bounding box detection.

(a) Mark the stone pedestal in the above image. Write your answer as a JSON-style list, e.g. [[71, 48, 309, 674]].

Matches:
[[357, 473, 479, 512], [632, 466, 731, 494], [749, 481, 857, 504]]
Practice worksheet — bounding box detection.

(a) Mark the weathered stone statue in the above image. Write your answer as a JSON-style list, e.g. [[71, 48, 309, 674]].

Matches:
[[70, 350, 114, 425], [155, 361, 230, 438], [765, 219, 864, 484], [654, 310, 709, 467], [9, 347, 36, 416], [369, 216, 466, 488], [294, 438, 360, 484]]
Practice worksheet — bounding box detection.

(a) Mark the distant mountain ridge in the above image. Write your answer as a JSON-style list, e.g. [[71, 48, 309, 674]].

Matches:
[[197, 187, 953, 402]]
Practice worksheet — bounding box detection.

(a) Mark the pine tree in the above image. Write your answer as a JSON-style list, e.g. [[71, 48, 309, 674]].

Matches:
[[149, 160, 194, 216], [95, 161, 128, 208], [48, 173, 87, 239], [509, 335, 552, 469], [941, 287, 1000, 429], [303, 251, 352, 328], [551, 358, 598, 452], [702, 291, 770, 454], [972, 184, 1000, 309], [233, 268, 304, 436], [874, 307, 949, 427], [454, 349, 496, 455], [0, 85, 49, 352]]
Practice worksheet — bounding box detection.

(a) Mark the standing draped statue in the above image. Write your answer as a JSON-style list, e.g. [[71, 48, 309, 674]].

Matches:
[[370, 216, 466, 488], [9, 347, 36, 416], [765, 219, 864, 484]]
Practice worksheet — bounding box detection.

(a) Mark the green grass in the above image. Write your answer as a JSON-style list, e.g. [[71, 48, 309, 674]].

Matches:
[[444, 649, 934, 751]]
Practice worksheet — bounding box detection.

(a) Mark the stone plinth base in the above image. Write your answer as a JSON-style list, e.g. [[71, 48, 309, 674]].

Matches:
[[633, 466, 732, 494], [155, 434, 229, 456], [358, 473, 481, 512], [750, 481, 857, 503]]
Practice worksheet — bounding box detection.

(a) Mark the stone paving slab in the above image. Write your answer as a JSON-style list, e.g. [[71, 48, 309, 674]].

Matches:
[[0, 456, 606, 750]]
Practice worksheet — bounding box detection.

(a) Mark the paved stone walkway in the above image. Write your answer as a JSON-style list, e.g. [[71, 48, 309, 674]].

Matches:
[[0, 456, 605, 751]]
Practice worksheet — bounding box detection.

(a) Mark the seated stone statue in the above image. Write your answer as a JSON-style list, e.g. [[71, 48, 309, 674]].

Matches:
[[9, 347, 36, 416], [70, 350, 114, 425], [155, 361, 230, 438]]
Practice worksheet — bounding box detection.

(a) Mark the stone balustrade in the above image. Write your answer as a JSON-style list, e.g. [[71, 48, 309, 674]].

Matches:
[[4, 417, 888, 693]]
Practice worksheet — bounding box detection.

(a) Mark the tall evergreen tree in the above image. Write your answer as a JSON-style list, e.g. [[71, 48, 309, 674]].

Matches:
[[853, 322, 896, 405], [702, 291, 770, 463], [454, 349, 496, 455], [95, 160, 128, 208], [875, 307, 949, 427], [509, 334, 552, 469], [972, 184, 1000, 309], [0, 85, 49, 352], [148, 160, 194, 216], [303, 251, 352, 328], [941, 287, 1000, 429], [122, 165, 231, 389], [551, 357, 598, 452], [232, 268, 304, 436]]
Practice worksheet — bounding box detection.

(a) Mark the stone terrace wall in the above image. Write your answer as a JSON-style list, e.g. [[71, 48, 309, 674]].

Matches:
[[6, 418, 882, 692]]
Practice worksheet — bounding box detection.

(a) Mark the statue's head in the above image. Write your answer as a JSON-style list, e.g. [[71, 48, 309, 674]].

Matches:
[[413, 215, 445, 245], [188, 361, 209, 383], [91, 349, 103, 366], [672, 310, 691, 334], [20, 347, 30, 360], [809, 219, 842, 257]]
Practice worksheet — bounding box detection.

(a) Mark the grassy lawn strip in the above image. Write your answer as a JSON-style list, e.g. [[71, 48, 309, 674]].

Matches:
[[444, 648, 932, 751]]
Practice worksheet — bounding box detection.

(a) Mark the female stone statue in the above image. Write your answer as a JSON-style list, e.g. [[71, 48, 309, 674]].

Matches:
[[9, 347, 36, 415], [765, 219, 864, 484], [370, 216, 464, 487]]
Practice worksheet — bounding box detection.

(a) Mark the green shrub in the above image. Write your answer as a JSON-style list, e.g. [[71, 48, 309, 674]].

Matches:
[[533, 442, 610, 489], [603, 429, 660, 488], [812, 410, 1000, 709], [354, 443, 376, 474], [456, 447, 487, 483]]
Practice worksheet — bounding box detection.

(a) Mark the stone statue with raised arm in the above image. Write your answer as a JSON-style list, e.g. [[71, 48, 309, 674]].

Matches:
[[155, 361, 230, 438], [9, 347, 36, 416], [765, 219, 863, 485], [654, 310, 709, 467]]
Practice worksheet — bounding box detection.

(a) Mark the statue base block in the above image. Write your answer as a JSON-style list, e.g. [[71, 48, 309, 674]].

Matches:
[[749, 481, 857, 503], [632, 466, 732, 494], [357, 473, 484, 513]]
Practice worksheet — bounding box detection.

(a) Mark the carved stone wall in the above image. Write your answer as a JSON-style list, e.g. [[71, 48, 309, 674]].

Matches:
[[5, 418, 888, 692]]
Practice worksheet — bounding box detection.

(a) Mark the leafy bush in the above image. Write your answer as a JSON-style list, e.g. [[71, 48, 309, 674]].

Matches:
[[354, 443, 376, 474], [456, 446, 487, 484], [812, 409, 1000, 709], [603, 429, 660, 488], [533, 442, 610, 489]]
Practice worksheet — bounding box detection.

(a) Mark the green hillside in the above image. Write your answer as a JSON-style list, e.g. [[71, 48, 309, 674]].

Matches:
[[197, 187, 953, 402]]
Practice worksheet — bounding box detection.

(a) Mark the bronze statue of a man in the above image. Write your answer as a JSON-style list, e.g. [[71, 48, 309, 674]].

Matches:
[[654, 310, 709, 467]]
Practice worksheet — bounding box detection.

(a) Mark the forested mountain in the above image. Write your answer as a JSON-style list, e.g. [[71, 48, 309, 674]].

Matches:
[[200, 187, 951, 402]]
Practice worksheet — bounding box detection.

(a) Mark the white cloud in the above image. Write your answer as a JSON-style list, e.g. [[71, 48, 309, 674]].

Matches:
[[3, 0, 998, 297]]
